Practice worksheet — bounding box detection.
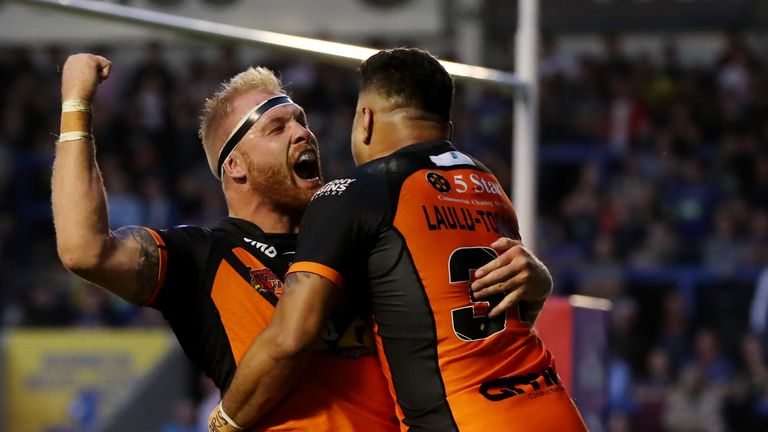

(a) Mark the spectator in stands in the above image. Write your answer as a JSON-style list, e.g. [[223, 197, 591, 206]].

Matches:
[[635, 347, 674, 432], [608, 297, 640, 416], [73, 285, 123, 327], [704, 207, 749, 277], [19, 278, 74, 327], [686, 327, 734, 385], [661, 157, 716, 261], [744, 210, 768, 267], [663, 362, 726, 432], [658, 290, 691, 374], [724, 333, 768, 431], [630, 221, 680, 269], [578, 234, 624, 299]]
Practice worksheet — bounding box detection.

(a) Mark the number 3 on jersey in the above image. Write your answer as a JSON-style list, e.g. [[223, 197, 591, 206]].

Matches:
[[449, 247, 509, 341]]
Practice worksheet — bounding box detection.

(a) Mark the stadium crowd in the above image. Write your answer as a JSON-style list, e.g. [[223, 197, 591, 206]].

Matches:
[[1, 33, 767, 431]]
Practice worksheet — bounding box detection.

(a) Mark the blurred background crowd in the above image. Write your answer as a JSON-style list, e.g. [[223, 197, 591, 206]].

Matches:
[[1, 28, 768, 431]]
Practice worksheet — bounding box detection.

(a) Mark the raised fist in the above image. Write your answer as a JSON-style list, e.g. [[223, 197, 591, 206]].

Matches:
[[61, 54, 111, 103]]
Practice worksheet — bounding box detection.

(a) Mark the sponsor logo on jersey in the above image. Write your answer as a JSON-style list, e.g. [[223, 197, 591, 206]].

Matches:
[[243, 237, 277, 258], [312, 178, 357, 199], [426, 171, 451, 193], [480, 367, 562, 401], [248, 267, 284, 296], [429, 151, 476, 167], [450, 173, 504, 196], [316, 317, 377, 358]]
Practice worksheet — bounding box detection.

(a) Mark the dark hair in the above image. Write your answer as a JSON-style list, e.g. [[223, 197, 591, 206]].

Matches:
[[359, 47, 454, 122]]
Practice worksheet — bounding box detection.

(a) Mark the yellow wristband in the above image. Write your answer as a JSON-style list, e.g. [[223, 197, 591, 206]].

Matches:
[[62, 99, 92, 113], [57, 131, 92, 143], [61, 110, 92, 134]]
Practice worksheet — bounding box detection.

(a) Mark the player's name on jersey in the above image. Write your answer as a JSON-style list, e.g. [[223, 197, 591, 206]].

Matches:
[[421, 205, 512, 233]]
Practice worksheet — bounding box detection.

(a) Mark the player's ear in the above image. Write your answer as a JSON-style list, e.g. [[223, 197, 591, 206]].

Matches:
[[222, 151, 248, 183], [362, 106, 373, 145]]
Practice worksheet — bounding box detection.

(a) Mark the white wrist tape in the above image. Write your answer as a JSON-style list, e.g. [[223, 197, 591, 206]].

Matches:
[[218, 403, 244, 431], [62, 99, 92, 113], [57, 131, 92, 143]]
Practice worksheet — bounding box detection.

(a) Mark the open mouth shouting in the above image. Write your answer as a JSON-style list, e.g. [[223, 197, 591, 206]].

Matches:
[[292, 147, 323, 187]]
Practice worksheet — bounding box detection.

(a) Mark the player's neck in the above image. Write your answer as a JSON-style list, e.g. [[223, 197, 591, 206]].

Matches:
[[226, 194, 300, 234], [367, 118, 446, 162]]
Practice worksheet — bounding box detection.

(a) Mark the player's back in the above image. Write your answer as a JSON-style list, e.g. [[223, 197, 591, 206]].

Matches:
[[292, 140, 586, 431], [371, 141, 586, 431]]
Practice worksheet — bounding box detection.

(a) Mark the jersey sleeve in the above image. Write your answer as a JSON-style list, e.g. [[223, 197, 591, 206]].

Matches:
[[141, 225, 210, 312], [289, 174, 387, 288]]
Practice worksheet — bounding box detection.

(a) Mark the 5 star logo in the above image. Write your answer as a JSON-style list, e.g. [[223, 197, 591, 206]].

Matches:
[[426, 171, 451, 193]]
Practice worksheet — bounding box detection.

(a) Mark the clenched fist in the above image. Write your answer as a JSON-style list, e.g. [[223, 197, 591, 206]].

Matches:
[[61, 54, 111, 102]]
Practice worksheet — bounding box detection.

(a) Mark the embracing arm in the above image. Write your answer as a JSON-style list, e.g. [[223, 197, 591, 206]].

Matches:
[[52, 54, 159, 304], [215, 271, 340, 430], [471, 237, 553, 324]]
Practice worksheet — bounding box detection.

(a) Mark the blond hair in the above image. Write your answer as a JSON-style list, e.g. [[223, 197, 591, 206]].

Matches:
[[199, 66, 284, 177]]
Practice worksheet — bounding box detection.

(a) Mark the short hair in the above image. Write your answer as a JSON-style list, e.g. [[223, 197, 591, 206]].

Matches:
[[199, 67, 284, 176], [359, 47, 454, 122]]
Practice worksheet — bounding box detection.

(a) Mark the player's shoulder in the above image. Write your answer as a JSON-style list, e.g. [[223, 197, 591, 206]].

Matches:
[[423, 146, 492, 174], [383, 140, 490, 177], [156, 224, 214, 248], [161, 223, 212, 237]]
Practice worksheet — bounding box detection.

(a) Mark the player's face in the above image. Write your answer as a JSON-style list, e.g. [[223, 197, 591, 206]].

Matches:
[[228, 91, 323, 213]]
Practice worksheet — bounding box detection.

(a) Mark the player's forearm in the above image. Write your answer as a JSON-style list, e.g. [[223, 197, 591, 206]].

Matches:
[[52, 109, 113, 271], [526, 253, 553, 303], [519, 299, 546, 325], [221, 326, 312, 428], [221, 272, 337, 428], [519, 256, 552, 325]]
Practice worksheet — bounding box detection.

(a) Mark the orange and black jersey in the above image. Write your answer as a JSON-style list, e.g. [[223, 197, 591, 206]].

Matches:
[[143, 218, 397, 431], [289, 141, 587, 431]]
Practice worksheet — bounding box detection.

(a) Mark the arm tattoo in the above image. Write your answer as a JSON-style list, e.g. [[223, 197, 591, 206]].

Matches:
[[283, 272, 322, 298], [114, 226, 160, 303], [209, 409, 233, 432]]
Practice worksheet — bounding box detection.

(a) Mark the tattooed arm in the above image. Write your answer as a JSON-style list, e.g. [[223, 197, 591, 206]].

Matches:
[[52, 54, 159, 304], [216, 271, 340, 429]]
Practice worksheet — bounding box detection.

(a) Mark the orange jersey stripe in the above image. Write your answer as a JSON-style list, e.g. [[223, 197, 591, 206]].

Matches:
[[287, 261, 345, 288], [141, 227, 168, 307], [211, 252, 275, 363]]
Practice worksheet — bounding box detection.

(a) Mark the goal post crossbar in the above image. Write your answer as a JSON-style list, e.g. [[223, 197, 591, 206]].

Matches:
[[14, 0, 526, 94]]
